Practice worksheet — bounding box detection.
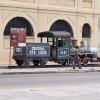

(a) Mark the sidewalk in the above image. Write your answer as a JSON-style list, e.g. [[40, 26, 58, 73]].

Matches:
[[0, 62, 100, 74], [0, 66, 100, 75]]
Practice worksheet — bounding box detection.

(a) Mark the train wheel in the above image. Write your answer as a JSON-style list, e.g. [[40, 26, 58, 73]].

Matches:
[[68, 57, 74, 65], [33, 60, 39, 66], [62, 62, 66, 66], [40, 59, 48, 66], [82, 57, 89, 65], [16, 60, 24, 66], [34, 63, 39, 66], [23, 61, 29, 66]]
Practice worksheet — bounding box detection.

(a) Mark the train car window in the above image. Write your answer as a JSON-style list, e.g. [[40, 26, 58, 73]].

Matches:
[[47, 37, 53, 45], [58, 40, 62, 47], [58, 38, 70, 47], [48, 38, 53, 42], [41, 37, 47, 43], [58, 38, 62, 47], [65, 38, 70, 47], [48, 42, 53, 45]]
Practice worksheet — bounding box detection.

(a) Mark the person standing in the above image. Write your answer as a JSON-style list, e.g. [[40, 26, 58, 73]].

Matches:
[[80, 40, 85, 47], [73, 46, 82, 69]]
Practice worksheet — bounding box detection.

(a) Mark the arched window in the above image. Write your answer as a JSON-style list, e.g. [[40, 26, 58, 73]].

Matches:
[[4, 17, 34, 36], [82, 23, 91, 38], [49, 20, 73, 37]]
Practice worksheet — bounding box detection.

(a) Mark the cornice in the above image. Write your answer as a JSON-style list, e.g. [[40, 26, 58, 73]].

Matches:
[[0, 1, 38, 9], [0, 2, 100, 15]]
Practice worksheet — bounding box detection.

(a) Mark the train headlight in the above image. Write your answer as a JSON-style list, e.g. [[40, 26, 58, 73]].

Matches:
[[16, 47, 22, 52], [14, 47, 22, 55]]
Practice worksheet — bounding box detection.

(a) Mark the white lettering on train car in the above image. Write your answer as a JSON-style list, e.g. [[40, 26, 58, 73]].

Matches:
[[32, 47, 44, 50], [38, 51, 47, 54], [30, 50, 36, 54]]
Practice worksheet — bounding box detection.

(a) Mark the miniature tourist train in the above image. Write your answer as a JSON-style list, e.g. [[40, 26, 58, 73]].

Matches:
[[12, 31, 100, 66]]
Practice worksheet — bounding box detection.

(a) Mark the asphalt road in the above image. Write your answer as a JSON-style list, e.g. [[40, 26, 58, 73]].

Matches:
[[0, 72, 100, 89], [0, 72, 100, 100]]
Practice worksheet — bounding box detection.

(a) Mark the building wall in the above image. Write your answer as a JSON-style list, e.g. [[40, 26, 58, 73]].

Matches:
[[0, 0, 100, 65]]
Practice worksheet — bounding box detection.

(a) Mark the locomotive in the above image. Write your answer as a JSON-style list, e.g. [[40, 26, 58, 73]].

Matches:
[[69, 46, 99, 65], [12, 31, 100, 66]]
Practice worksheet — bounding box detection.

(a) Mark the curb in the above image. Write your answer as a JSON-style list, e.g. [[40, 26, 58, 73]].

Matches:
[[0, 68, 99, 75]]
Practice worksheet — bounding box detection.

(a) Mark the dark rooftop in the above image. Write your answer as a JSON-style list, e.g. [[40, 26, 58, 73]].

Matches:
[[37, 31, 71, 38]]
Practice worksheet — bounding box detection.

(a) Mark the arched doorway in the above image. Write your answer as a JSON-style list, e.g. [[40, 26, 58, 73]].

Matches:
[[49, 20, 77, 46], [3, 17, 34, 65], [82, 23, 91, 47], [4, 17, 34, 36]]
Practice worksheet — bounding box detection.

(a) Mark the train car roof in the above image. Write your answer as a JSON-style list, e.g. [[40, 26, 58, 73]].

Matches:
[[37, 31, 71, 38]]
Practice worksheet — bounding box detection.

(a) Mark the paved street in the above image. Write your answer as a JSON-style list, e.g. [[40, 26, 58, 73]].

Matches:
[[0, 84, 100, 100], [0, 72, 100, 88], [0, 72, 100, 100]]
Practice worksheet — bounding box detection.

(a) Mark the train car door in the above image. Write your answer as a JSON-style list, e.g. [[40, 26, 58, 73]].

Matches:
[[57, 37, 70, 60]]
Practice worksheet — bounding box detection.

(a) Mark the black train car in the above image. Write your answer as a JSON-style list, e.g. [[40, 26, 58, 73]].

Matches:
[[13, 31, 100, 66], [26, 43, 50, 66], [37, 31, 71, 65], [68, 46, 99, 65], [13, 31, 71, 66], [13, 43, 50, 66]]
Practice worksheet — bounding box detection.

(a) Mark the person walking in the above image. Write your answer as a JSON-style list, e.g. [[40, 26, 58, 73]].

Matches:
[[73, 46, 82, 69]]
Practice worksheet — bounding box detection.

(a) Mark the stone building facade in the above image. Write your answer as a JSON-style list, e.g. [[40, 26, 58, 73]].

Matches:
[[0, 0, 100, 65]]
